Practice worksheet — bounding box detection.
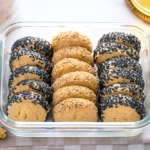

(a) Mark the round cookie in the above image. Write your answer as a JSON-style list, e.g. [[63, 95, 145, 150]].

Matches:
[[51, 31, 92, 52], [99, 83, 145, 103], [8, 66, 51, 89], [52, 58, 95, 81], [98, 32, 141, 52], [52, 71, 98, 93], [11, 36, 52, 60], [53, 85, 96, 106], [53, 98, 98, 122], [94, 42, 139, 64], [99, 94, 146, 122], [8, 80, 52, 103], [7, 91, 50, 122], [98, 56, 142, 75], [9, 48, 52, 73], [99, 67, 144, 89], [52, 46, 93, 66]]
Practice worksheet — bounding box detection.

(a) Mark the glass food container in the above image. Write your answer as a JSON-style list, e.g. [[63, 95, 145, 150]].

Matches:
[[0, 22, 150, 137]]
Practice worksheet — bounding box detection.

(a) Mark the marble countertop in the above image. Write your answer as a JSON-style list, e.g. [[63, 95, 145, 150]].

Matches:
[[0, 0, 150, 149]]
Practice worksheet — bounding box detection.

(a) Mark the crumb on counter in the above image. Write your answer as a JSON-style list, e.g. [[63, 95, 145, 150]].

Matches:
[[0, 127, 7, 140]]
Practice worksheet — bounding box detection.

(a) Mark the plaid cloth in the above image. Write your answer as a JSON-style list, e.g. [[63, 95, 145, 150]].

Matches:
[[0, 122, 150, 149]]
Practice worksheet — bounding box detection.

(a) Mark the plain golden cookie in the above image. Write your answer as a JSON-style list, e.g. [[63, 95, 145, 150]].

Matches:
[[52, 71, 98, 93], [52, 46, 93, 66], [52, 58, 95, 81], [53, 98, 98, 122], [53, 85, 96, 106], [51, 31, 92, 52]]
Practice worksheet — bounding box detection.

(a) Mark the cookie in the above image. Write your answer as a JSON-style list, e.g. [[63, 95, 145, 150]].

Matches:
[[99, 67, 144, 89], [7, 91, 50, 122], [98, 32, 141, 51], [98, 56, 142, 75], [52, 58, 95, 81], [94, 42, 139, 64], [53, 85, 96, 106], [0, 127, 7, 140], [52, 71, 98, 93], [11, 36, 52, 60], [8, 80, 52, 103], [52, 46, 93, 66], [53, 98, 98, 122], [51, 31, 92, 52], [99, 83, 145, 103], [99, 94, 146, 122], [9, 48, 52, 73], [8, 66, 51, 89]]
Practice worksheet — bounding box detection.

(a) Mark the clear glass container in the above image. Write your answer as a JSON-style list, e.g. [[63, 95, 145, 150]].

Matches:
[[0, 22, 150, 137]]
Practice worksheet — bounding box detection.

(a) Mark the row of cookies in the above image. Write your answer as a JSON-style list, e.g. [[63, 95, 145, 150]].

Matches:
[[7, 36, 53, 122], [93, 32, 146, 122], [51, 31, 98, 122]]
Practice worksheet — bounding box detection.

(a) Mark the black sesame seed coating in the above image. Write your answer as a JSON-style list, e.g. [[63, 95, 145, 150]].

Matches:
[[9, 48, 53, 73], [11, 36, 53, 60], [8, 91, 50, 111], [98, 32, 141, 52], [99, 67, 144, 89], [98, 56, 142, 75], [8, 79, 52, 103], [8, 66, 51, 88], [98, 94, 146, 120], [99, 83, 146, 103], [93, 42, 139, 62]]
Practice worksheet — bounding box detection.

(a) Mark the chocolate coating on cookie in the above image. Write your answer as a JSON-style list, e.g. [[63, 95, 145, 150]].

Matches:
[[94, 42, 139, 64], [8, 80, 52, 103], [11, 36, 52, 59], [98, 56, 142, 75], [99, 94, 146, 121], [99, 67, 144, 89], [98, 32, 141, 51], [8, 66, 51, 89], [99, 83, 145, 103], [9, 48, 52, 73]]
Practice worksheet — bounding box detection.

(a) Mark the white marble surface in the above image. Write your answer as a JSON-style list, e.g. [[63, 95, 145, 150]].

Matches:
[[14, 0, 149, 31], [0, 0, 150, 148]]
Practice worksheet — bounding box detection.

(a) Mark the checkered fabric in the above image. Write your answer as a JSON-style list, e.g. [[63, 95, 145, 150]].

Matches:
[[1, 122, 150, 149]]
